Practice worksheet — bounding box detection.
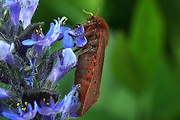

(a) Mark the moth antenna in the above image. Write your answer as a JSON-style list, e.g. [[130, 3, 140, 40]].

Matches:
[[96, 3, 102, 15], [83, 3, 102, 16], [83, 9, 93, 16]]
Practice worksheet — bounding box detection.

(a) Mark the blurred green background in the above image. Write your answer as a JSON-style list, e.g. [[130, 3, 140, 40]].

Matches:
[[32, 0, 180, 120]]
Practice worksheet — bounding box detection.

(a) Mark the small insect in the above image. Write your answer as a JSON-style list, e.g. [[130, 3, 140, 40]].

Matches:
[[74, 11, 109, 116], [21, 89, 59, 109]]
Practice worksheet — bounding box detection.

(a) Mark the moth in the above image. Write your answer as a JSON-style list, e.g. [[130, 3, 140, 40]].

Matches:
[[74, 13, 109, 116]]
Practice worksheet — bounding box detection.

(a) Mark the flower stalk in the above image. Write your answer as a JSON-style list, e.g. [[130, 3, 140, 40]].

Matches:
[[0, 0, 87, 120]]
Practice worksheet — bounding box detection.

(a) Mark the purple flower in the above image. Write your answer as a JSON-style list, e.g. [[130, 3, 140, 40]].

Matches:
[[3, 0, 21, 29], [32, 28, 44, 57], [22, 17, 67, 50], [19, 0, 39, 29], [38, 85, 80, 120], [2, 101, 38, 120], [68, 24, 87, 47], [54, 84, 81, 120], [3, 0, 39, 29], [0, 88, 10, 98], [59, 26, 74, 48], [59, 25, 87, 48], [0, 40, 15, 65], [20, 50, 38, 87], [22, 18, 87, 51], [47, 48, 77, 86], [37, 98, 56, 116]]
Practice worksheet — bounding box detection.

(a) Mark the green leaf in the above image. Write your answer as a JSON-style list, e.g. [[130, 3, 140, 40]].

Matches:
[[150, 61, 180, 120], [111, 0, 165, 94], [130, 0, 165, 79]]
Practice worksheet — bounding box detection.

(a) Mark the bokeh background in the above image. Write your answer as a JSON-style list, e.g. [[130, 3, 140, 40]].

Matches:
[[32, 0, 180, 120]]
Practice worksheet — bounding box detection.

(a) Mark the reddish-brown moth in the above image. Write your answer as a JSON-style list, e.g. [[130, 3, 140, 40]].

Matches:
[[74, 11, 109, 116]]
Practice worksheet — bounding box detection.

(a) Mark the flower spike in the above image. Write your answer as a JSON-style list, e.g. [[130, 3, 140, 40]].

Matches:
[[0, 0, 88, 119]]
